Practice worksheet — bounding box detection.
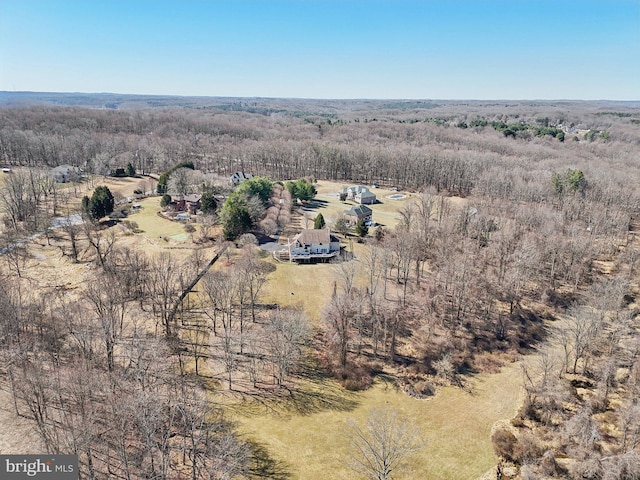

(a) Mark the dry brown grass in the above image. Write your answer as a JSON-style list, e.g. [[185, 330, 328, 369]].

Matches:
[[311, 180, 413, 231], [227, 360, 523, 480], [0, 386, 45, 454]]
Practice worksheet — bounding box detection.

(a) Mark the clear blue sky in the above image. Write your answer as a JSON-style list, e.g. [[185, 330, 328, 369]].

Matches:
[[1, 0, 638, 100]]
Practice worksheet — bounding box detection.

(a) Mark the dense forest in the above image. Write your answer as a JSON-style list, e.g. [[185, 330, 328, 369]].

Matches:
[[1, 97, 640, 479]]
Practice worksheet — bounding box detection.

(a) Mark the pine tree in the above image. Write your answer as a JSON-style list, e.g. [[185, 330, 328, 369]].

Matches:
[[355, 218, 369, 237], [314, 213, 326, 229]]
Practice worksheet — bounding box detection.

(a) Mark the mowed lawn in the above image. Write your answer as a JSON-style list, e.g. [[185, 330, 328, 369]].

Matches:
[[127, 196, 189, 240], [261, 259, 339, 324], [229, 362, 522, 480], [308, 181, 415, 231]]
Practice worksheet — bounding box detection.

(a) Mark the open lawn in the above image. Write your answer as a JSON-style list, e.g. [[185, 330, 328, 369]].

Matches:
[[308, 181, 415, 230], [228, 360, 522, 480], [307, 180, 467, 233], [127, 196, 193, 242], [261, 257, 340, 324], [57, 175, 156, 210]]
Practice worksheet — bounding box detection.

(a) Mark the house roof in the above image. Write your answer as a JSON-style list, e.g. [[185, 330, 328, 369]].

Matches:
[[183, 194, 202, 203], [294, 229, 339, 245], [231, 172, 253, 180], [52, 164, 79, 173], [358, 190, 376, 198], [345, 205, 372, 217]]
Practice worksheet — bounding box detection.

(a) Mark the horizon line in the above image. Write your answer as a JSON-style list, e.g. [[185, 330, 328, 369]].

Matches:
[[1, 90, 639, 104]]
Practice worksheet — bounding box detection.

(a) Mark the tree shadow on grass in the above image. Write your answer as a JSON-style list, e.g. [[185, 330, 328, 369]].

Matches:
[[228, 355, 360, 417], [247, 441, 292, 480], [284, 355, 360, 415]]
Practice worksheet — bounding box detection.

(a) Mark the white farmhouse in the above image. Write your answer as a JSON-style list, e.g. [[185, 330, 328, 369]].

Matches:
[[276, 229, 341, 262]]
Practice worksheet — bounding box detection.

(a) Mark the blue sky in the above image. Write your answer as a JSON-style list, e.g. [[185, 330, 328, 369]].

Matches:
[[1, 0, 638, 100]]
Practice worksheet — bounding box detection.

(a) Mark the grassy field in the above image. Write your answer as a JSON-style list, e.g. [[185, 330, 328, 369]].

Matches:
[[306, 181, 415, 231], [228, 361, 522, 479], [261, 259, 341, 324], [127, 197, 187, 238]]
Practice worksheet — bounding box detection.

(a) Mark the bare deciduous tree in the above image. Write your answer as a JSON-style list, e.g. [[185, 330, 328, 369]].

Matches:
[[348, 408, 425, 480], [265, 308, 310, 386]]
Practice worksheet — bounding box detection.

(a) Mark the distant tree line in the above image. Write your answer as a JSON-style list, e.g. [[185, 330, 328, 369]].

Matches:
[[0, 106, 627, 201]]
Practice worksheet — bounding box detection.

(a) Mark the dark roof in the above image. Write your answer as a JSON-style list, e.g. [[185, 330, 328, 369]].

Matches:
[[231, 172, 253, 180], [183, 194, 202, 203], [345, 205, 372, 217], [358, 190, 376, 198]]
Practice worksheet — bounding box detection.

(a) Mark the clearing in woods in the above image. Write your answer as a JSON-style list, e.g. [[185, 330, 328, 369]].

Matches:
[[226, 361, 522, 479]]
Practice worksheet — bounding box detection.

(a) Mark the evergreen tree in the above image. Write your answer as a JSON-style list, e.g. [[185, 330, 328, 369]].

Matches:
[[201, 192, 217, 214], [85, 186, 115, 220], [237, 176, 273, 204], [222, 203, 252, 240], [160, 193, 172, 208], [355, 218, 369, 237], [286, 178, 316, 202], [125, 162, 136, 177], [81, 195, 91, 218], [314, 213, 326, 230], [221, 193, 253, 240]]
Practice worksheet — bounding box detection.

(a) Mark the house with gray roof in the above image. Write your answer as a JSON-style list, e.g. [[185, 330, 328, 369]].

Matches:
[[344, 205, 373, 225], [51, 164, 81, 183], [230, 171, 253, 186], [338, 185, 376, 204]]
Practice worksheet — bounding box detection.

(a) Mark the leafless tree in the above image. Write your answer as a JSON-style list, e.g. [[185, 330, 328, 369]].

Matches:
[[348, 408, 424, 480], [60, 214, 82, 262], [323, 290, 356, 368], [147, 252, 183, 338], [619, 402, 640, 453], [236, 246, 275, 322], [168, 166, 193, 197], [83, 222, 117, 268], [0, 232, 29, 279], [203, 268, 242, 388], [557, 306, 602, 374], [265, 308, 310, 386], [86, 273, 129, 371], [0, 169, 48, 232]]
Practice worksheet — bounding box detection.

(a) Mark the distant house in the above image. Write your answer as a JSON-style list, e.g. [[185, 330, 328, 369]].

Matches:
[[345, 205, 373, 225], [174, 194, 202, 214], [51, 164, 81, 183], [230, 171, 253, 186], [276, 229, 341, 262], [338, 185, 376, 204]]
